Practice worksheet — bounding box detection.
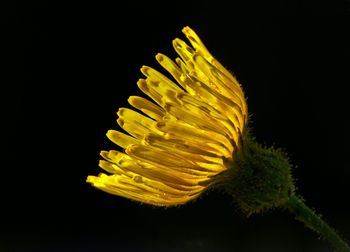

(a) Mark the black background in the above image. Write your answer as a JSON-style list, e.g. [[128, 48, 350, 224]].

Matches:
[[4, 0, 350, 251]]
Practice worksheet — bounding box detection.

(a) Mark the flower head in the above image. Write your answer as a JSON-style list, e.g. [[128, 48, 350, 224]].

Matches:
[[87, 26, 350, 252], [87, 27, 248, 206]]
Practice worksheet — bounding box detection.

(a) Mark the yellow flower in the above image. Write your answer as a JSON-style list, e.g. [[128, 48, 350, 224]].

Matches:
[[87, 26, 248, 206]]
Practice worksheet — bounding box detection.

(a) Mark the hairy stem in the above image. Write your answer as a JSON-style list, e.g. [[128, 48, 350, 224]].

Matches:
[[286, 195, 350, 252]]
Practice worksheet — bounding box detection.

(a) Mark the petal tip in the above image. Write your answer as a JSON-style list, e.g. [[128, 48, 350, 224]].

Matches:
[[155, 53, 164, 62]]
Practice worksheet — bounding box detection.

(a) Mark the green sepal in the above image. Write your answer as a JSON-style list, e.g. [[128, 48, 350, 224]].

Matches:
[[213, 134, 295, 216]]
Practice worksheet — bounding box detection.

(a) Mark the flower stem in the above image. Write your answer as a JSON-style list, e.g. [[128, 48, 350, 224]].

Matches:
[[286, 195, 350, 252]]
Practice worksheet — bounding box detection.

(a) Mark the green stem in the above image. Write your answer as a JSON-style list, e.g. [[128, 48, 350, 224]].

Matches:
[[286, 195, 350, 252]]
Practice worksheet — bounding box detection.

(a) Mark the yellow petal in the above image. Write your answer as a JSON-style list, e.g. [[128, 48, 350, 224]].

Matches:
[[87, 174, 202, 206], [145, 133, 225, 161], [98, 159, 124, 175], [128, 96, 165, 121], [136, 79, 179, 109], [144, 134, 228, 176], [155, 120, 234, 156], [106, 130, 139, 149], [192, 54, 245, 108], [141, 65, 183, 92], [163, 101, 233, 141], [172, 38, 195, 65], [116, 108, 160, 139], [105, 149, 212, 183], [182, 26, 240, 86], [155, 54, 243, 135], [181, 26, 212, 61], [126, 144, 197, 170], [155, 53, 185, 90]]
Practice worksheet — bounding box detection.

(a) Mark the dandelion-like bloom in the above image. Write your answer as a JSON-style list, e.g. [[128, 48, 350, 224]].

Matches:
[[86, 27, 350, 252], [87, 26, 248, 206]]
